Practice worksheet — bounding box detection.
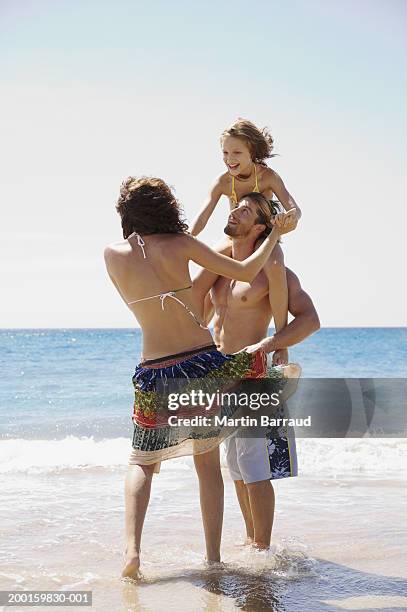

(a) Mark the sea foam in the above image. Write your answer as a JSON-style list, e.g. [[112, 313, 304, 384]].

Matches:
[[0, 436, 406, 477]]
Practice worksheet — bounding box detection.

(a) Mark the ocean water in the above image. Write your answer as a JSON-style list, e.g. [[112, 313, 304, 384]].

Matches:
[[1, 328, 407, 611], [1, 327, 407, 440]]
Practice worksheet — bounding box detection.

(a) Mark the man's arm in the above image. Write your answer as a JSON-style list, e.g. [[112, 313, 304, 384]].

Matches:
[[262, 268, 320, 352]]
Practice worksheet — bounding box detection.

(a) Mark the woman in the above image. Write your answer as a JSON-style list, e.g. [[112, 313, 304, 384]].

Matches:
[[104, 176, 294, 579]]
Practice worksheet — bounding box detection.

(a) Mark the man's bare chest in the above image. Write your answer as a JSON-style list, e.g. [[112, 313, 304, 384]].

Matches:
[[211, 271, 269, 310]]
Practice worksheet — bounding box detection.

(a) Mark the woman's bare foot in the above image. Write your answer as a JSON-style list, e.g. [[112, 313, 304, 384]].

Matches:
[[204, 559, 226, 570], [121, 549, 141, 581]]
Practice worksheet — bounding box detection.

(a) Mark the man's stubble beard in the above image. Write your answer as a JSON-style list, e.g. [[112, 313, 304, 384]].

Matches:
[[224, 223, 250, 238]]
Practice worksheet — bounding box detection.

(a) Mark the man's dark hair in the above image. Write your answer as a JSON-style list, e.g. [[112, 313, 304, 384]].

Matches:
[[244, 192, 281, 239]]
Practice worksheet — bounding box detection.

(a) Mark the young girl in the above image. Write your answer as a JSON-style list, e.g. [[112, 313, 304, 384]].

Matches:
[[191, 118, 301, 365]]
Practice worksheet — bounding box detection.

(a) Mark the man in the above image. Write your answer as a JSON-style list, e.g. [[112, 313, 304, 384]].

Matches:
[[192, 192, 320, 549]]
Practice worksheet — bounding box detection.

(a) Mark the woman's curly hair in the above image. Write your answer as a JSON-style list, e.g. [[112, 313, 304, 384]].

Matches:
[[115, 176, 189, 239], [221, 118, 276, 165]]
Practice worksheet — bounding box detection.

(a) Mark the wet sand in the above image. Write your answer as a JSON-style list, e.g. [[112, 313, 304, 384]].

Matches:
[[1, 448, 406, 612]]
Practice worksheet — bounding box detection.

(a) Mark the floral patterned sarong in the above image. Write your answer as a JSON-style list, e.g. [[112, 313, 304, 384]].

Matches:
[[128, 345, 277, 468]]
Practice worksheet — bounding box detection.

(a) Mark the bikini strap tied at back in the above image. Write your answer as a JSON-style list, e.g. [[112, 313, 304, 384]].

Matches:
[[159, 291, 207, 329], [126, 232, 207, 329], [135, 233, 146, 258], [127, 231, 146, 258]]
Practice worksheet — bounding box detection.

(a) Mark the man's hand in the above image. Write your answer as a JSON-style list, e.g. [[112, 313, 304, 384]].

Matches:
[[272, 348, 289, 366], [272, 209, 299, 234], [238, 341, 264, 354], [238, 336, 277, 355]]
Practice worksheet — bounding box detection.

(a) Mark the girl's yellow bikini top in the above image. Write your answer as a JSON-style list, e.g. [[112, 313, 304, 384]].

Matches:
[[230, 164, 260, 206]]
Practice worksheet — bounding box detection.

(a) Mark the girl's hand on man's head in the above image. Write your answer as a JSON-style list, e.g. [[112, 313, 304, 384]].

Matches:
[[271, 209, 298, 234]]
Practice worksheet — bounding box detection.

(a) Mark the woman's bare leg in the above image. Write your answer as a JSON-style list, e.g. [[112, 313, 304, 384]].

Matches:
[[122, 463, 156, 579], [194, 447, 224, 563]]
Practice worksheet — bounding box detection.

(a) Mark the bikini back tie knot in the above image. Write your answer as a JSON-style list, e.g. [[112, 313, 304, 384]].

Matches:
[[159, 291, 178, 309], [132, 232, 146, 258], [126, 231, 208, 330]]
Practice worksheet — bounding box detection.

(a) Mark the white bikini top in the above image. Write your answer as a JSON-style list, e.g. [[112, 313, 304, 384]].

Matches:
[[126, 231, 207, 330]]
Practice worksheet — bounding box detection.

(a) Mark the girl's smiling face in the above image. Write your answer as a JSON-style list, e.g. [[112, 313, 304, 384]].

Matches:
[[222, 135, 253, 176]]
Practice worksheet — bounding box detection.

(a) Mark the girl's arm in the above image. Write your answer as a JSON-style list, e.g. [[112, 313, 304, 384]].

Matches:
[[184, 224, 287, 283], [269, 169, 302, 232], [190, 177, 224, 236]]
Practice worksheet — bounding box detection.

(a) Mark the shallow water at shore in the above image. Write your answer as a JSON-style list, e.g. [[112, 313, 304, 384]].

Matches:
[[1, 329, 407, 610], [1, 451, 406, 611]]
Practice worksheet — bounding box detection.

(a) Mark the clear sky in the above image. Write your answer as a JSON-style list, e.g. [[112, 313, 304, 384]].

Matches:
[[1, 0, 406, 328]]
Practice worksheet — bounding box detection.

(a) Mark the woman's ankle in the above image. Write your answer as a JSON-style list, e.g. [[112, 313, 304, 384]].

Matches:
[[125, 545, 140, 557]]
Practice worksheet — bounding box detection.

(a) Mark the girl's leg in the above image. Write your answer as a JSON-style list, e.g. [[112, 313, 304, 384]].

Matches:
[[194, 447, 224, 563], [122, 463, 156, 579]]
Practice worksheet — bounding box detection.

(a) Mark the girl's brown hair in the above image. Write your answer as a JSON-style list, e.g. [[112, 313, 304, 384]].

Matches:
[[115, 176, 189, 239], [221, 118, 275, 165]]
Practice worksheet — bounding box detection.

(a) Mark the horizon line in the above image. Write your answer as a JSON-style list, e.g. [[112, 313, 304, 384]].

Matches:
[[1, 326, 406, 331]]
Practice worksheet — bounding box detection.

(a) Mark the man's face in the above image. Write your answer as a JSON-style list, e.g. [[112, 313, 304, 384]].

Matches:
[[224, 198, 261, 237]]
